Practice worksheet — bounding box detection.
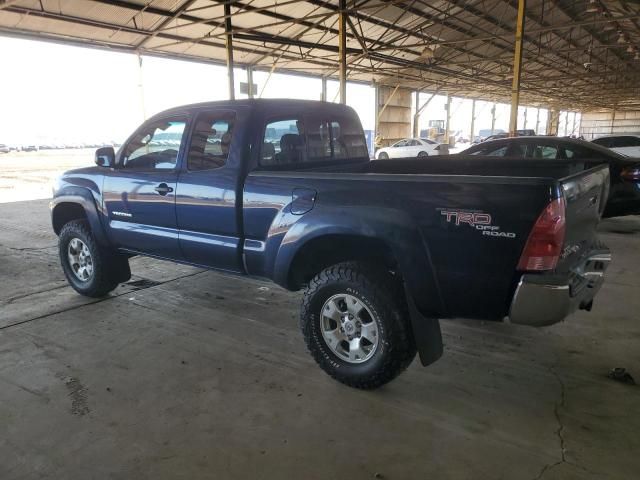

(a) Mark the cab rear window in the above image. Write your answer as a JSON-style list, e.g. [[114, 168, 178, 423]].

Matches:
[[261, 115, 368, 168]]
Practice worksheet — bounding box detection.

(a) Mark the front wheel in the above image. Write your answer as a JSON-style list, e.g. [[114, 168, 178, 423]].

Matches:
[[377, 151, 389, 160], [300, 262, 416, 389], [417, 151, 428, 157], [59, 220, 130, 297]]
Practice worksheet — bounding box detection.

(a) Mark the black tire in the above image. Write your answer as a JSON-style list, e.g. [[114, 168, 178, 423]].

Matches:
[[300, 262, 417, 389], [417, 151, 428, 157], [377, 151, 389, 160], [59, 220, 130, 297]]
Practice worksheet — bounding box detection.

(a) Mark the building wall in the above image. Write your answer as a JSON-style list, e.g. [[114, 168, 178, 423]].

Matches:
[[580, 110, 640, 140]]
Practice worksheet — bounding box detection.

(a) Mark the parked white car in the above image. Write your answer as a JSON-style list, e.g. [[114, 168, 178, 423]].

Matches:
[[591, 135, 640, 157], [376, 138, 441, 159]]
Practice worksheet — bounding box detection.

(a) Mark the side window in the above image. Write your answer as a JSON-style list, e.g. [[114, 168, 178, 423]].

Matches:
[[564, 145, 592, 159], [260, 115, 368, 168], [507, 142, 527, 157], [529, 144, 558, 159], [616, 137, 640, 147], [261, 119, 305, 167], [469, 144, 508, 156], [593, 138, 612, 148], [307, 117, 368, 162], [121, 117, 186, 170], [394, 140, 408, 147], [187, 111, 235, 171]]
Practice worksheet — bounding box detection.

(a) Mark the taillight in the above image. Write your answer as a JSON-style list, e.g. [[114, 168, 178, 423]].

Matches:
[[621, 166, 640, 181], [517, 197, 566, 271]]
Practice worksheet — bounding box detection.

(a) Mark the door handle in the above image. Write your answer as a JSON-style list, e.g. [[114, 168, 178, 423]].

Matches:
[[154, 183, 174, 195]]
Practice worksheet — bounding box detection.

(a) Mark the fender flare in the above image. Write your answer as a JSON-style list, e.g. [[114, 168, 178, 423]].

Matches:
[[270, 211, 445, 366], [50, 188, 108, 245]]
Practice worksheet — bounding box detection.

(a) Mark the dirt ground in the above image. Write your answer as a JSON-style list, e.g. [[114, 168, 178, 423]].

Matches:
[[0, 149, 94, 203]]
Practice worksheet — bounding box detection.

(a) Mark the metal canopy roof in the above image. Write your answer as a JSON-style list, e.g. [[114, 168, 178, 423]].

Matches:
[[1, 0, 640, 110]]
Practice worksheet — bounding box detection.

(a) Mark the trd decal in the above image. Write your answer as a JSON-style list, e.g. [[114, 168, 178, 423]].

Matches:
[[439, 209, 516, 239]]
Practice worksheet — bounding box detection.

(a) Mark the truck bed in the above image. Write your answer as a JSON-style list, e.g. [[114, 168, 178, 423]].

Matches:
[[281, 155, 602, 180], [244, 158, 609, 321]]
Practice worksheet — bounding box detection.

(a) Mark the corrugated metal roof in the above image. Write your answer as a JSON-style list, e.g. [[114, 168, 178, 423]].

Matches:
[[1, 0, 640, 109]]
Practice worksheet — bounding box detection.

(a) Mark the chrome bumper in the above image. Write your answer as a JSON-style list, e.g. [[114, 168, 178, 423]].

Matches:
[[509, 251, 611, 326]]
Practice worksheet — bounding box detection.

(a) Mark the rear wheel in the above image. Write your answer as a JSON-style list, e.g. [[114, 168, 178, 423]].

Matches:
[[417, 151, 428, 157], [59, 220, 130, 297], [300, 262, 416, 389], [377, 151, 389, 160]]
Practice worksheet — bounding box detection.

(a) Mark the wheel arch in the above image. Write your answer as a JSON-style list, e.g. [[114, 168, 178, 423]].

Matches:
[[51, 191, 108, 245], [285, 233, 398, 291]]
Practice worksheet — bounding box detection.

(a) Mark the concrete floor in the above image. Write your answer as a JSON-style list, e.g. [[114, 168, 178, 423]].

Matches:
[[1, 199, 638, 480]]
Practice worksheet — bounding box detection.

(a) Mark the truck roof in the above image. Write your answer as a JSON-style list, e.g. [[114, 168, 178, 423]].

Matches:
[[152, 98, 358, 119]]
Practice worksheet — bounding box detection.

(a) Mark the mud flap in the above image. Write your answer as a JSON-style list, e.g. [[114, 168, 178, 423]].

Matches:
[[405, 289, 443, 366], [109, 254, 132, 284]]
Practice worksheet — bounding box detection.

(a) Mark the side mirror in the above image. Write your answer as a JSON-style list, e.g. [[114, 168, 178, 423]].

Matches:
[[95, 147, 115, 168]]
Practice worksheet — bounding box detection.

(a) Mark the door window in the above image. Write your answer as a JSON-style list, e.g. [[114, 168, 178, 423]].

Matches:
[[187, 111, 235, 171], [393, 140, 408, 147], [121, 117, 186, 170]]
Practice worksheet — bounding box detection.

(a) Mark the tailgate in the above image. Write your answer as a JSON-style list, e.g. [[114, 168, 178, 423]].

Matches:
[[556, 164, 610, 273]]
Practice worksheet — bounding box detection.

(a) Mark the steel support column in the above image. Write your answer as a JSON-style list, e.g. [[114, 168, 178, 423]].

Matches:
[[413, 91, 420, 138], [413, 91, 438, 138], [491, 103, 496, 135], [547, 108, 560, 135], [321, 76, 327, 102], [535, 107, 540, 134], [445, 95, 451, 145], [137, 53, 146, 120], [611, 109, 616, 134], [224, 3, 235, 100], [246, 65, 254, 98], [338, 0, 347, 104], [509, 0, 526, 137], [470, 99, 476, 142]]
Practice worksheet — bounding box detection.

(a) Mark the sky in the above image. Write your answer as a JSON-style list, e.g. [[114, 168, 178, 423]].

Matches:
[[0, 36, 578, 146]]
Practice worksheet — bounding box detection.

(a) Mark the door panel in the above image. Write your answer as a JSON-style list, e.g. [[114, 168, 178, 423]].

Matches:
[[103, 116, 187, 259], [175, 109, 242, 272]]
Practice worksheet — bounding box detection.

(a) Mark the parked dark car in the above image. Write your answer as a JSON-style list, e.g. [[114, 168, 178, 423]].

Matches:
[[51, 100, 611, 389], [591, 135, 640, 157], [481, 129, 536, 142], [460, 136, 640, 217]]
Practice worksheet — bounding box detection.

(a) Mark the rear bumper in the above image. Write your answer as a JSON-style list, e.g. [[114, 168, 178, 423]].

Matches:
[[509, 250, 611, 326]]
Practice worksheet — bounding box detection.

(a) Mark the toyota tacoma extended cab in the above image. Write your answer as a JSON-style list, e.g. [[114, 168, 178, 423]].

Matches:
[[51, 99, 611, 389]]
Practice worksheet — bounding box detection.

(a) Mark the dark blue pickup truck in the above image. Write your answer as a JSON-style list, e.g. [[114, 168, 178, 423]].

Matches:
[[51, 99, 611, 389]]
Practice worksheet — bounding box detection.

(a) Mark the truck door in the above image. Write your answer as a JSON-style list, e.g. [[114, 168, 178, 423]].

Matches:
[[175, 108, 243, 272], [102, 115, 187, 259]]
